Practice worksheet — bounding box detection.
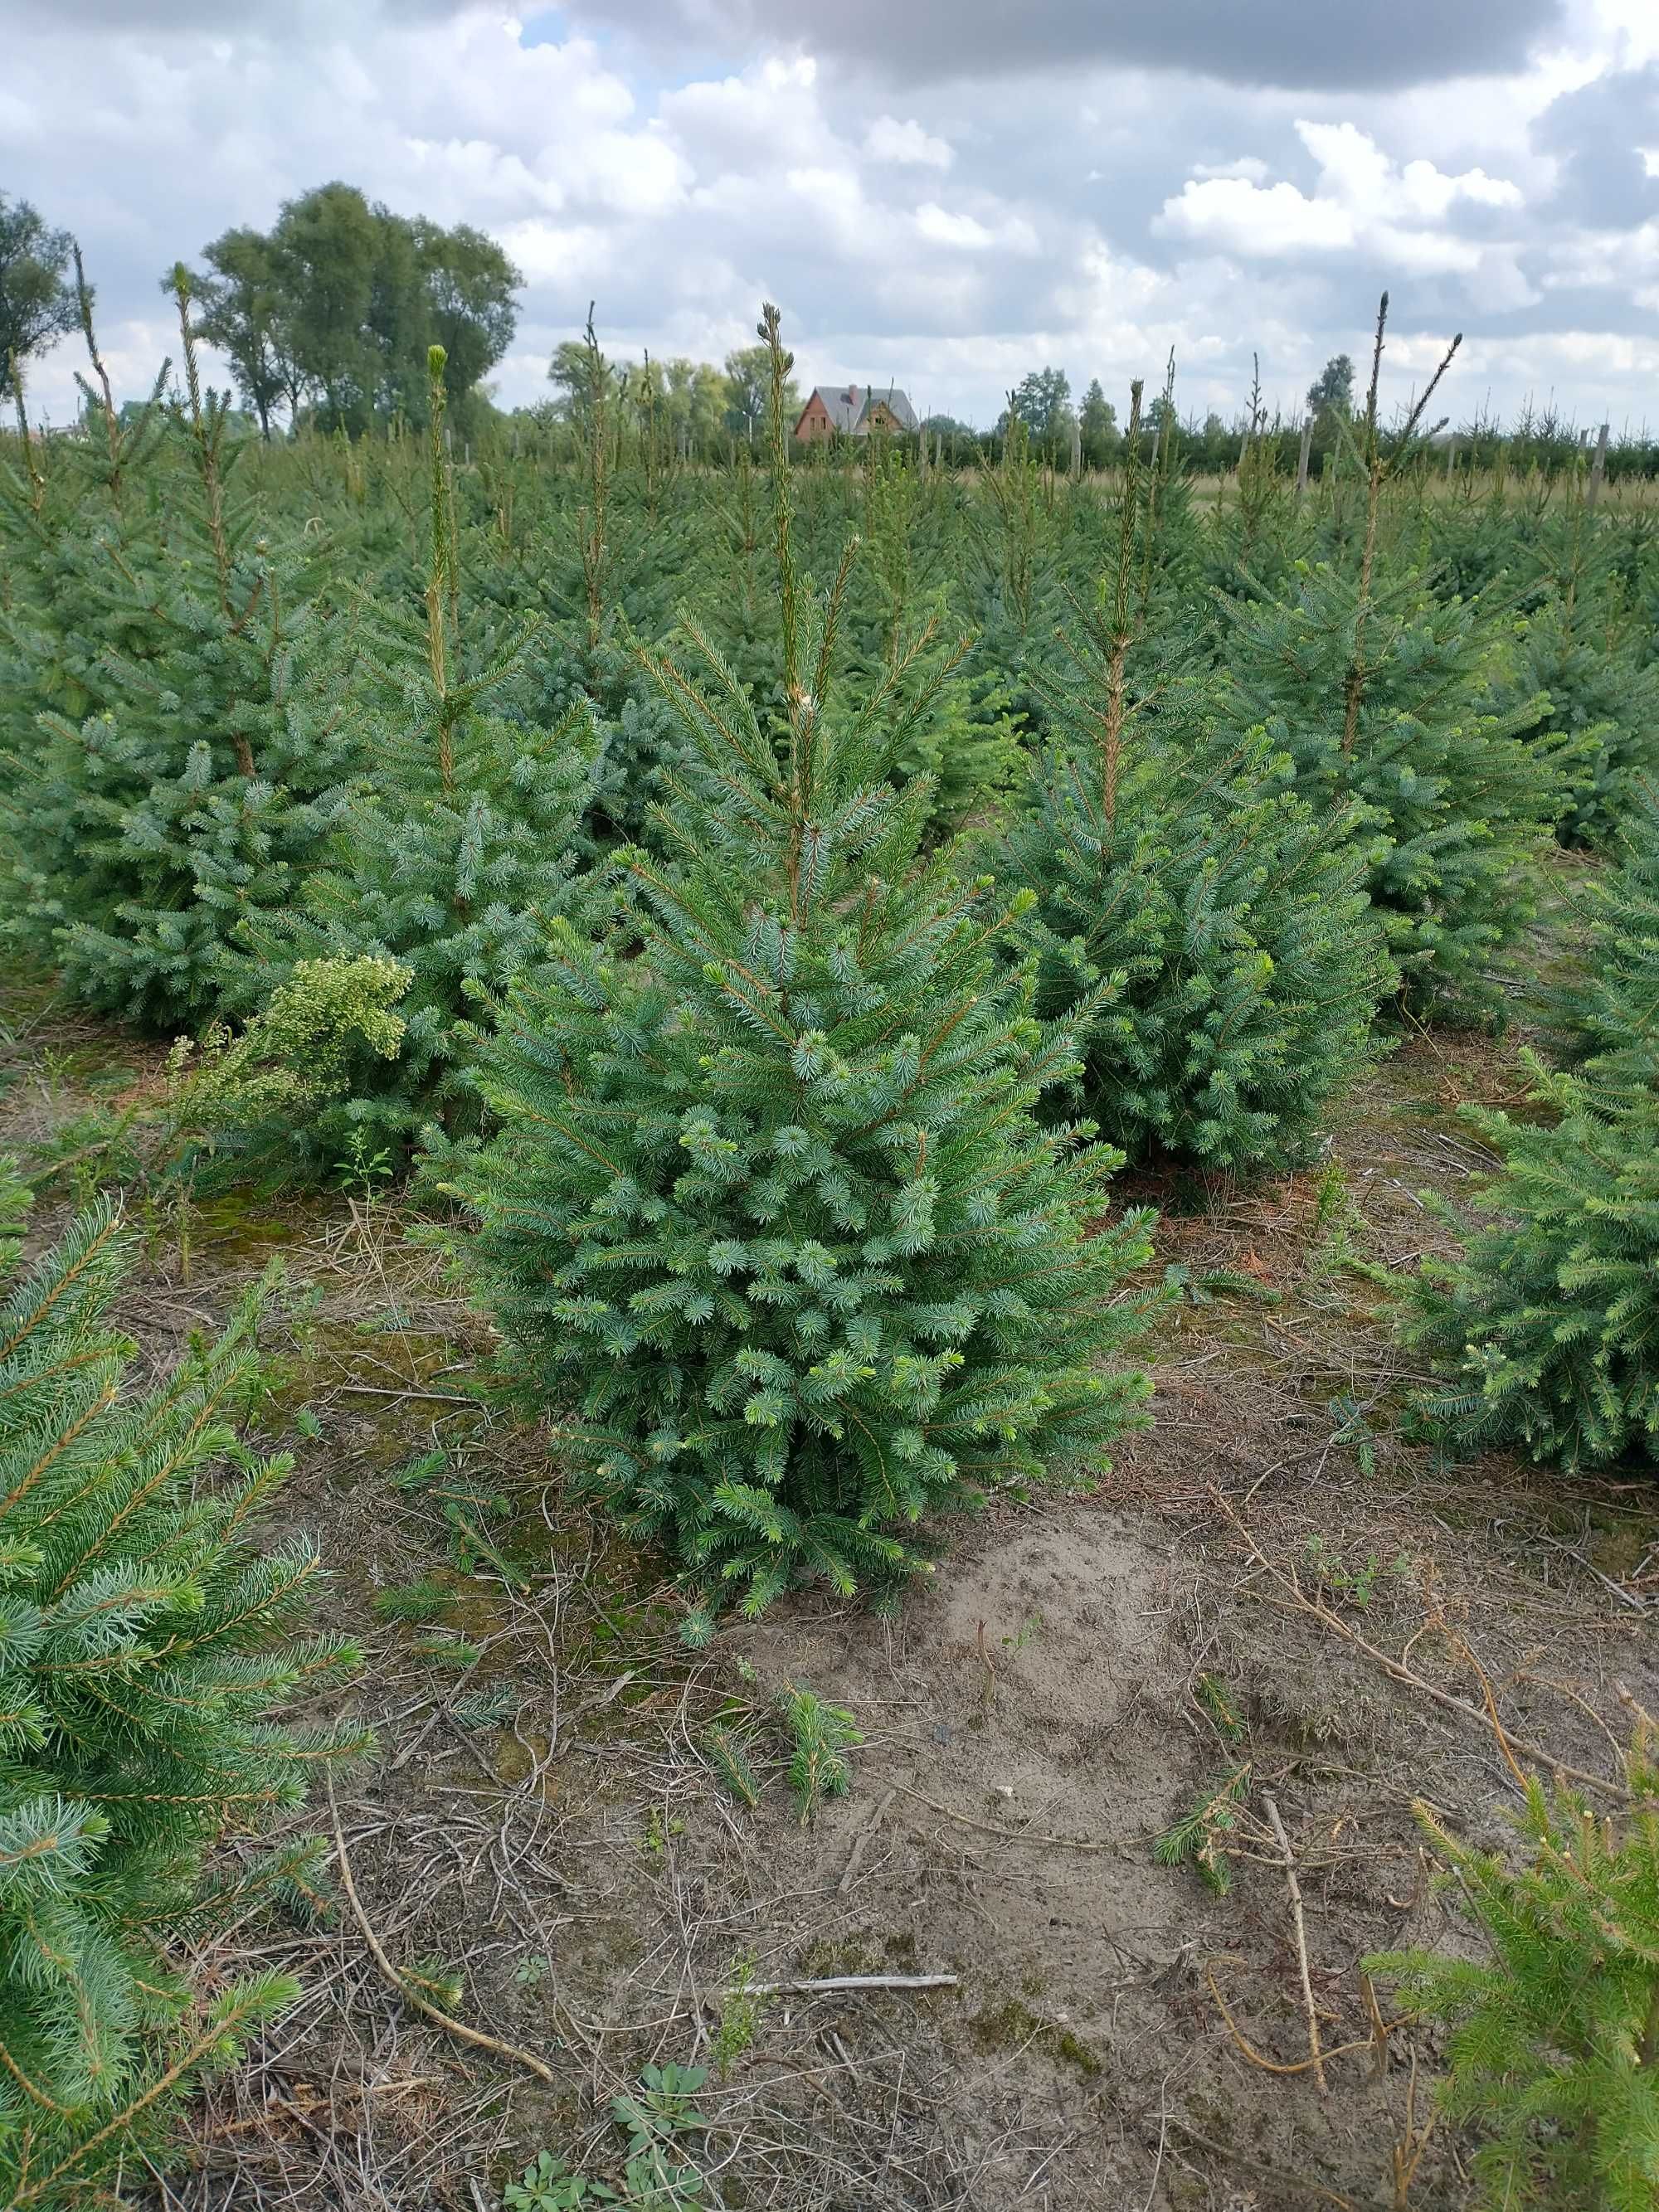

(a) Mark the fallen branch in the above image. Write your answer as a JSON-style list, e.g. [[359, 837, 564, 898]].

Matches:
[[1262, 1791, 1326, 2094], [1170, 2116, 1365, 2210], [732, 1972, 957, 1999], [1204, 1964, 1378, 2083], [327, 1776, 557, 2085], [333, 1383, 478, 1406]]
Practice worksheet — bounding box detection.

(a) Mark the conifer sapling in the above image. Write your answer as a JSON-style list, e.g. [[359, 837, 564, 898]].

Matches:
[[0, 1201, 367, 2205], [447, 305, 1155, 1636]]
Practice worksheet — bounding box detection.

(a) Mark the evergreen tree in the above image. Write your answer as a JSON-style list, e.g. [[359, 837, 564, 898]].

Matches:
[[1219, 561, 1578, 1017], [0, 1199, 367, 2206], [445, 306, 1155, 1635], [1003, 384, 1394, 1175], [838, 435, 1021, 845], [1554, 783, 1659, 1087], [1491, 496, 1659, 848], [1078, 378, 1117, 467], [1, 268, 350, 1030], [234, 348, 614, 1159], [1368, 1719, 1659, 2210], [1407, 774, 1659, 1471], [1305, 353, 1355, 419], [1216, 302, 1583, 1020], [1404, 1056, 1658, 1471]]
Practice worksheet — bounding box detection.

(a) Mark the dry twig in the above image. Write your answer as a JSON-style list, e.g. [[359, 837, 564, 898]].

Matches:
[[1262, 1791, 1326, 2093], [326, 1776, 558, 2086]]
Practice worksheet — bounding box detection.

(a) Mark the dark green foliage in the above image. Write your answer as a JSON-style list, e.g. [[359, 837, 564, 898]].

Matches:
[[1501, 599, 1659, 848], [1220, 308, 1582, 1020], [234, 350, 614, 1158], [1404, 1057, 1658, 1471], [1219, 558, 1578, 1015], [1554, 784, 1659, 1085], [1005, 391, 1394, 1174], [445, 308, 1155, 1630], [210, 182, 521, 433], [837, 439, 1022, 843], [1407, 764, 1659, 1471], [1367, 1723, 1659, 2210], [1487, 490, 1659, 847], [1010, 718, 1393, 1173], [0, 1204, 367, 2205], [1, 272, 351, 1030]]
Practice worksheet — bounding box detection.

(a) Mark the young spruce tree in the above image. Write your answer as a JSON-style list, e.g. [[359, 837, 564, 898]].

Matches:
[[1405, 789, 1659, 1472], [0, 1196, 367, 2207], [2, 268, 349, 1030], [1219, 299, 1580, 1018], [1368, 1716, 1659, 2210], [1496, 492, 1659, 848], [1002, 383, 1395, 1174], [1552, 781, 1659, 1086], [447, 308, 1155, 1636], [235, 347, 615, 1161]]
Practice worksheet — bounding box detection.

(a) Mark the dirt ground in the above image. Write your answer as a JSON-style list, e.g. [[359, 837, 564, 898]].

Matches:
[[3, 977, 1654, 2212]]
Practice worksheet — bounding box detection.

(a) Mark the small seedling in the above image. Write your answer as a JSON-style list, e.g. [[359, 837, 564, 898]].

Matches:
[[503, 2151, 597, 2210], [1155, 1675, 1252, 1892], [1302, 1534, 1411, 1611], [778, 1685, 861, 1822], [338, 1125, 396, 1205], [412, 1631, 485, 1668], [372, 1575, 453, 1625], [702, 1722, 764, 1809], [640, 1807, 687, 1857]]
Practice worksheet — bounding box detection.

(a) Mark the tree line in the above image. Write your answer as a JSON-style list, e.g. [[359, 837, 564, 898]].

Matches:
[[2, 182, 518, 437], [3, 183, 1654, 476]]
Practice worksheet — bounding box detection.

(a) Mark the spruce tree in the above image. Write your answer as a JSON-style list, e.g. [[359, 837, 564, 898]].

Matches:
[[1002, 385, 1395, 1174], [0, 1199, 367, 2206], [1, 268, 351, 1030], [1367, 1719, 1659, 2210], [1219, 299, 1581, 1018], [233, 348, 615, 1160], [1404, 1053, 1658, 1471], [445, 307, 1155, 1635], [1406, 772, 1659, 1471], [831, 434, 1022, 846], [1553, 782, 1659, 1087], [1495, 491, 1659, 847]]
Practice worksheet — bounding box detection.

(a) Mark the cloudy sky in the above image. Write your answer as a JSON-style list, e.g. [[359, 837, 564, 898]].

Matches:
[[4, 0, 1658, 431]]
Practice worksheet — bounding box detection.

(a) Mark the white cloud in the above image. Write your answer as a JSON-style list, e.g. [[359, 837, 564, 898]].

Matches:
[[1162, 175, 1355, 255], [3, 0, 1656, 435], [914, 202, 1039, 253], [863, 114, 952, 168], [1156, 119, 1535, 306], [1190, 155, 1272, 182]]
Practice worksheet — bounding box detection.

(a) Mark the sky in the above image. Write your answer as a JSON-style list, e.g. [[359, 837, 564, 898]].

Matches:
[[4, 0, 1659, 433]]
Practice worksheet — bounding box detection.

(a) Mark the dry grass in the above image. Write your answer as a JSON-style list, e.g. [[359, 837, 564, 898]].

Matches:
[[2, 970, 1655, 2212]]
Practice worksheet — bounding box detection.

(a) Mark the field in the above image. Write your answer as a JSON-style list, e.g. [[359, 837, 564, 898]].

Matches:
[[2, 314, 1658, 2212]]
